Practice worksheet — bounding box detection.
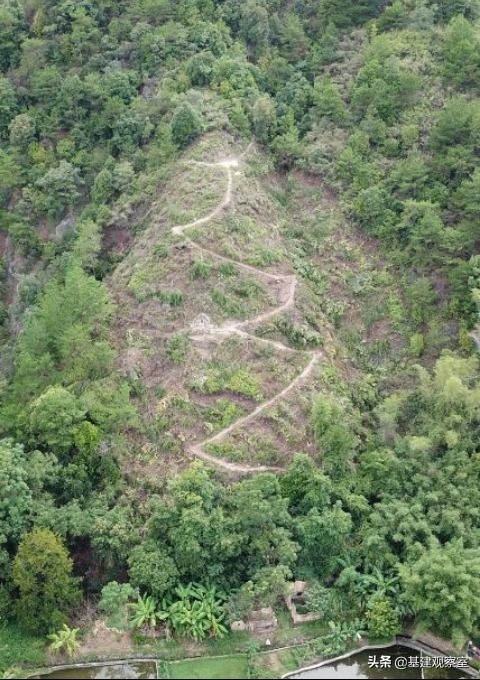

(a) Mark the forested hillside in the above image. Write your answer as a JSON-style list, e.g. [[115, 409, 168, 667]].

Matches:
[[1, 0, 480, 674]]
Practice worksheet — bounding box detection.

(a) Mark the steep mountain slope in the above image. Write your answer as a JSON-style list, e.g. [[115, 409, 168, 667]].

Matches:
[[108, 133, 324, 475], [106, 130, 410, 480], [1, 0, 480, 670]]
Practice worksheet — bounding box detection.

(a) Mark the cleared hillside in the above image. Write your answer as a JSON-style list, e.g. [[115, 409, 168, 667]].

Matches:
[[1, 0, 480, 672]]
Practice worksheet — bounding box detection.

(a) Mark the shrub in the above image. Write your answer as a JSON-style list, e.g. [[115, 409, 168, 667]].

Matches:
[[99, 581, 138, 631], [158, 290, 184, 307], [227, 369, 263, 400], [8, 222, 42, 257], [190, 259, 212, 279], [304, 582, 332, 617], [154, 244, 168, 259], [13, 529, 80, 634], [171, 104, 203, 148], [409, 332, 424, 357], [166, 333, 190, 364], [366, 596, 401, 640]]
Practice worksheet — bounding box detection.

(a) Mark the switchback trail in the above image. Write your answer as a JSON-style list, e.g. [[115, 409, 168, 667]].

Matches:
[[172, 150, 323, 474]]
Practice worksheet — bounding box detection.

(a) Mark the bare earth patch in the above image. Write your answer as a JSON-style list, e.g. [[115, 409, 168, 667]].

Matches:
[[75, 620, 133, 660]]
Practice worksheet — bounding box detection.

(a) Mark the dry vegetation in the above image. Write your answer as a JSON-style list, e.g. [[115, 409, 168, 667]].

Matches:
[[106, 131, 411, 476]]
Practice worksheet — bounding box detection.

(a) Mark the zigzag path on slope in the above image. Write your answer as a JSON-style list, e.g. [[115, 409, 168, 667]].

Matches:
[[171, 148, 323, 474]]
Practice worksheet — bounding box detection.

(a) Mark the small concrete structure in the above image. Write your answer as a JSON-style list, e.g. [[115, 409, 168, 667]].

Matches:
[[285, 581, 322, 625], [231, 607, 278, 633]]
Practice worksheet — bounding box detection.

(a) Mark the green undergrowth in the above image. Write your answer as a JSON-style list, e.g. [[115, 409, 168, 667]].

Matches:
[[0, 625, 46, 676]]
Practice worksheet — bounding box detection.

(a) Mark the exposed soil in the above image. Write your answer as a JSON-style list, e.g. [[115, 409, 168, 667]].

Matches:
[[102, 222, 134, 259], [167, 150, 324, 474], [76, 621, 134, 659]]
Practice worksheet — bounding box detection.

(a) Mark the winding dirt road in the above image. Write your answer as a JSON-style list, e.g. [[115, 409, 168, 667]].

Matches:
[[172, 151, 323, 474]]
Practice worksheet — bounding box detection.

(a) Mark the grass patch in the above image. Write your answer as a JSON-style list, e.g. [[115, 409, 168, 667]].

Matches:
[[226, 369, 263, 400], [211, 289, 245, 317], [219, 262, 235, 277], [203, 399, 246, 429], [246, 247, 283, 267], [191, 259, 213, 280], [169, 654, 248, 679], [193, 367, 263, 402], [0, 624, 46, 675], [274, 319, 323, 349], [166, 333, 191, 364], [205, 436, 282, 466], [158, 290, 184, 307]]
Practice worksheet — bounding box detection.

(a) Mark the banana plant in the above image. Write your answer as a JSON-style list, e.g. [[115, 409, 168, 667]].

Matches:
[[169, 582, 228, 640], [130, 594, 169, 630], [174, 583, 198, 601], [361, 568, 400, 599], [169, 598, 208, 640], [48, 624, 81, 658], [353, 567, 402, 610], [208, 613, 228, 639]]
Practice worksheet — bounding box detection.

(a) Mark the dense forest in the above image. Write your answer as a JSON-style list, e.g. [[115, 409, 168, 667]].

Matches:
[[1, 0, 480, 675]]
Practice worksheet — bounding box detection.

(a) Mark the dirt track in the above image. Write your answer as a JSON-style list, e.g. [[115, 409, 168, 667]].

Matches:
[[172, 150, 323, 474]]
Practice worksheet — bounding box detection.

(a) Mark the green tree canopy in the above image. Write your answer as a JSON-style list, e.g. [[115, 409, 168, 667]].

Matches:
[[400, 541, 480, 645], [27, 387, 86, 455], [13, 528, 80, 634], [0, 439, 32, 544], [171, 103, 203, 148]]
